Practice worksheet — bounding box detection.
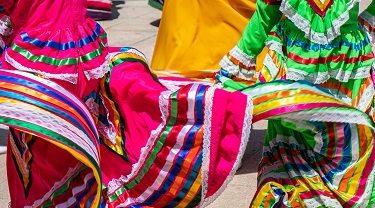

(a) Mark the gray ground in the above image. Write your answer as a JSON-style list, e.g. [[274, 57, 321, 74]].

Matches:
[[0, 0, 372, 207]]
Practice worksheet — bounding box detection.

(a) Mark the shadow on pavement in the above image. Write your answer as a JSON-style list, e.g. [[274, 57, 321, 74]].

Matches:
[[0, 128, 7, 146], [150, 19, 161, 27], [236, 128, 266, 175], [111, 0, 126, 20]]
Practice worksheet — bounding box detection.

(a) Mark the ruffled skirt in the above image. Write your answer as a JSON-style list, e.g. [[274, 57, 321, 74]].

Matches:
[[3, 48, 375, 207]]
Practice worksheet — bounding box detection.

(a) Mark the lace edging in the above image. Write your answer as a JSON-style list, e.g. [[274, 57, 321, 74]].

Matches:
[[106, 90, 173, 194], [199, 91, 253, 207], [25, 163, 83, 208], [83, 54, 111, 80], [0, 15, 12, 36], [360, 10, 375, 29], [5, 53, 79, 84], [286, 66, 371, 84], [219, 56, 256, 81], [280, 0, 359, 44], [228, 46, 256, 67], [97, 92, 117, 144], [359, 10, 375, 44]]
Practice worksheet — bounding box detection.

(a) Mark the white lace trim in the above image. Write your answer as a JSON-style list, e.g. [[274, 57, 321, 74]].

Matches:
[[359, 10, 375, 44], [228, 46, 256, 67], [5, 53, 79, 84], [271, 109, 374, 130], [25, 163, 83, 208], [0, 38, 5, 50], [266, 40, 284, 56], [97, 92, 117, 145], [199, 86, 215, 207], [357, 84, 375, 112], [219, 56, 256, 81], [106, 90, 173, 194], [0, 15, 12, 36], [360, 10, 375, 29], [83, 54, 110, 80], [286, 66, 371, 84], [263, 53, 282, 79], [199, 93, 253, 207], [280, 0, 359, 44], [0, 102, 100, 161]]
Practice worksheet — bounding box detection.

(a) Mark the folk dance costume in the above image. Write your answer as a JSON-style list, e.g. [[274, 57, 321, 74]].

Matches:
[[220, 0, 375, 207], [0, 0, 375, 207]]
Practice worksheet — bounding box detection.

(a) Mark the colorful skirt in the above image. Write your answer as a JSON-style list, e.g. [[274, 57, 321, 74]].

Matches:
[[3, 48, 375, 207], [217, 75, 375, 207]]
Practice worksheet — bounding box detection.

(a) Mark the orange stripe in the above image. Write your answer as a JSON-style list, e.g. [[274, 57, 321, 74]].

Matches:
[[352, 76, 372, 108], [252, 89, 338, 105], [152, 126, 204, 206], [227, 54, 256, 71], [359, 17, 375, 33], [0, 82, 92, 133]]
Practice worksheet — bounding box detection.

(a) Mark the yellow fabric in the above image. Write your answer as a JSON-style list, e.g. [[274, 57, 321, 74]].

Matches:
[[151, 0, 266, 79]]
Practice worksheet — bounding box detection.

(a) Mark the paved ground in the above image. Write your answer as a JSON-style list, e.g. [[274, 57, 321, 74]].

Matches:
[[0, 0, 371, 207]]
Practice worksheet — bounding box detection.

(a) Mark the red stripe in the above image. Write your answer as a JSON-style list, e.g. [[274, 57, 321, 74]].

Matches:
[[109, 85, 192, 207], [306, 0, 334, 17], [269, 31, 282, 41], [52, 168, 93, 205], [253, 103, 344, 122], [288, 52, 374, 65], [262, 0, 282, 5]]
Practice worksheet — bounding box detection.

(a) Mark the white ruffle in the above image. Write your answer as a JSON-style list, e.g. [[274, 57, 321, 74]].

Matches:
[[106, 90, 173, 195], [0, 15, 12, 37], [83, 54, 111, 80], [5, 53, 79, 84], [280, 0, 359, 44], [219, 46, 257, 80], [286, 66, 371, 84], [359, 10, 375, 44]]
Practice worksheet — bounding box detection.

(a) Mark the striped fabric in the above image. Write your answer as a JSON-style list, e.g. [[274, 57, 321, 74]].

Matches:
[[87, 0, 112, 20], [0, 69, 101, 207], [3, 48, 375, 207], [218, 74, 375, 207]]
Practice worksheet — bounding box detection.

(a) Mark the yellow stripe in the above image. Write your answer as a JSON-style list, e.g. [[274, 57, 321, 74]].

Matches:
[[253, 95, 341, 115], [99, 77, 124, 156], [0, 82, 92, 133], [176, 170, 202, 207], [110, 52, 148, 64]]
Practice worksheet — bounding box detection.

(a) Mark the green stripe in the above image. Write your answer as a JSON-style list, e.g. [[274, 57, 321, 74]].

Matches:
[[12, 44, 78, 65], [41, 166, 87, 207], [0, 117, 101, 179], [109, 90, 179, 202], [103, 60, 130, 162], [12, 42, 107, 66]]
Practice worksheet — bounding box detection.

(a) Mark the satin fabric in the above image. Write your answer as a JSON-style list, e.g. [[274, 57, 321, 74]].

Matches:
[[151, 0, 267, 79]]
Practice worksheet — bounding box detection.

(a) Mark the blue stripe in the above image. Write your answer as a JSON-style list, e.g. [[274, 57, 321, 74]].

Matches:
[[0, 75, 99, 142], [135, 84, 207, 207], [167, 153, 203, 207], [325, 123, 352, 182], [0, 89, 93, 141], [276, 24, 370, 51], [72, 176, 97, 208], [20, 23, 102, 50]]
